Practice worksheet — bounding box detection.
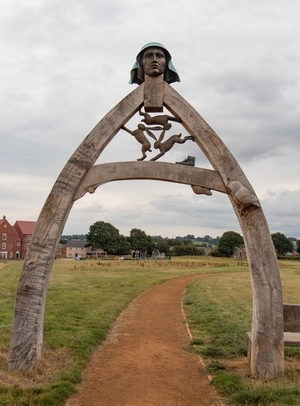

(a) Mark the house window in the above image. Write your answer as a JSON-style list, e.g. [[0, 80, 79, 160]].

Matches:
[[27, 235, 31, 241], [2, 234, 7, 240], [17, 241, 21, 246], [10, 252, 13, 259], [2, 243, 6, 250]]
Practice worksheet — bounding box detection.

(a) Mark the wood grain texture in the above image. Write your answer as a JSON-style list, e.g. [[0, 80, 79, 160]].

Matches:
[[8, 85, 144, 371], [8, 79, 284, 379], [283, 304, 300, 333], [73, 161, 227, 200], [163, 82, 284, 379], [144, 75, 164, 112]]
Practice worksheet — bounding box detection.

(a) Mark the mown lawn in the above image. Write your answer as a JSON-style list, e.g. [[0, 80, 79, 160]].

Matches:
[[0, 257, 230, 405], [183, 259, 300, 406], [1, 258, 300, 405]]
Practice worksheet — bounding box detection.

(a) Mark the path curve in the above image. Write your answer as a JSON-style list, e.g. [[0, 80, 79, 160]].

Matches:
[[65, 274, 222, 406]]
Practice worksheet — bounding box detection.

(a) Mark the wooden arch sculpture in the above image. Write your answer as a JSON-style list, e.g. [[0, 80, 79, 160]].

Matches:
[[8, 75, 284, 379]]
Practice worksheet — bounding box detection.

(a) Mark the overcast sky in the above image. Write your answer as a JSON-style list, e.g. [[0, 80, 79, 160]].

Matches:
[[1, 0, 299, 239]]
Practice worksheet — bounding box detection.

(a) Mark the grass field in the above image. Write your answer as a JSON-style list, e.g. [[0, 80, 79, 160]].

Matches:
[[0, 258, 300, 405], [183, 259, 300, 406]]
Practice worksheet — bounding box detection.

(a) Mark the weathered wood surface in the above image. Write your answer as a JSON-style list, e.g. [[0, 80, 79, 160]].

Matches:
[[248, 303, 300, 358], [8, 85, 144, 371], [73, 161, 227, 200], [283, 332, 300, 346], [163, 82, 284, 379], [144, 75, 164, 112], [283, 303, 300, 332], [8, 77, 284, 380]]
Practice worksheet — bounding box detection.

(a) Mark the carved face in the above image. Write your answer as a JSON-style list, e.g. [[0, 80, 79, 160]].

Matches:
[[141, 47, 166, 77]]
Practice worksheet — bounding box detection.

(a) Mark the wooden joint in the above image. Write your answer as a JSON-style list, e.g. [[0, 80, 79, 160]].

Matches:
[[144, 75, 164, 112]]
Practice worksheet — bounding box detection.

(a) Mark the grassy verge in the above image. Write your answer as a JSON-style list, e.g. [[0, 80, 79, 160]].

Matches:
[[0, 257, 229, 405], [183, 260, 300, 406]]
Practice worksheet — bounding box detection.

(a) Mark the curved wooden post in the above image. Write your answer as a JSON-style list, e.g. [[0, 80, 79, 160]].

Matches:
[[163, 83, 284, 379], [8, 78, 283, 379], [8, 86, 144, 371]]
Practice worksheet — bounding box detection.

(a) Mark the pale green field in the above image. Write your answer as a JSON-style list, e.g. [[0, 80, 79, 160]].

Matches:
[[183, 259, 300, 406], [0, 257, 232, 405], [0, 258, 299, 405]]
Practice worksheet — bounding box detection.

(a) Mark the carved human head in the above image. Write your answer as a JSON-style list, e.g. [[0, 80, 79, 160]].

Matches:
[[141, 47, 166, 78], [129, 42, 180, 85]]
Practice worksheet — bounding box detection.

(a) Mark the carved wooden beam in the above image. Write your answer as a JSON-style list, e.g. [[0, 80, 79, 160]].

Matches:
[[144, 75, 164, 112], [8, 70, 284, 381], [73, 161, 227, 200]]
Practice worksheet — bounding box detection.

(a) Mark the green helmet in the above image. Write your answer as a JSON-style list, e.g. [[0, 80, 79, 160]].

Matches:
[[129, 42, 180, 85]]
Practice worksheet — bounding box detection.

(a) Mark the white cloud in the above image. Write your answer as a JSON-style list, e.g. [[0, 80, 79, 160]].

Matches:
[[1, 0, 300, 239]]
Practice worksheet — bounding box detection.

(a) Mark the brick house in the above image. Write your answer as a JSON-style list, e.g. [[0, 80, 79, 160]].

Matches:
[[64, 239, 104, 259], [0, 216, 105, 260], [0, 215, 36, 259], [13, 220, 36, 259], [0, 216, 21, 259], [56, 243, 66, 258]]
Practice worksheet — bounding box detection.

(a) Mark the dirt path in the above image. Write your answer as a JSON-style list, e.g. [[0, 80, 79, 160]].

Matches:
[[65, 275, 223, 406]]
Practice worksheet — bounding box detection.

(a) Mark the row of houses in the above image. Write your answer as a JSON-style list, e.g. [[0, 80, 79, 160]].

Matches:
[[0, 215, 36, 259], [0, 215, 104, 260], [57, 239, 104, 259]]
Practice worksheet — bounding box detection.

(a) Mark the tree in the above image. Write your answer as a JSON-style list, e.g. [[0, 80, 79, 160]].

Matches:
[[217, 231, 244, 257], [116, 234, 131, 255], [86, 221, 129, 254], [271, 232, 294, 256], [184, 234, 195, 240], [172, 242, 198, 256], [169, 238, 182, 246], [296, 240, 300, 255], [127, 228, 154, 254], [155, 240, 171, 256]]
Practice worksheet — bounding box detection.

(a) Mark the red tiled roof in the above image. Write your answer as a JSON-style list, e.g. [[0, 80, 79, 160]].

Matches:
[[14, 221, 36, 234], [0, 215, 7, 226]]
